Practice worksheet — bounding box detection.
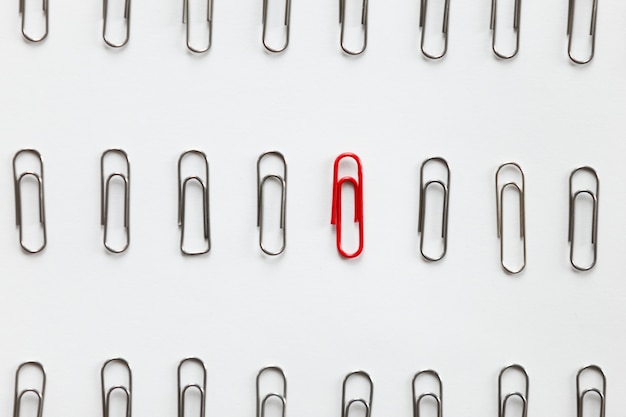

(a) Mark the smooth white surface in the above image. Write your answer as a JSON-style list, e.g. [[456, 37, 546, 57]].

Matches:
[[1, 0, 626, 416]]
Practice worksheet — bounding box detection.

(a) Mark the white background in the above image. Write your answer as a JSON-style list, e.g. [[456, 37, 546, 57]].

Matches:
[[0, 0, 625, 415]]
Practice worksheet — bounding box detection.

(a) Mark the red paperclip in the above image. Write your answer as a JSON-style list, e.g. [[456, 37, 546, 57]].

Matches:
[[331, 153, 363, 258]]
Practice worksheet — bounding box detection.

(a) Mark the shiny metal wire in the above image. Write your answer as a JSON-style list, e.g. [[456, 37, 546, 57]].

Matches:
[[262, 0, 291, 52], [256, 367, 287, 417], [418, 157, 450, 261], [101, 358, 132, 417], [490, 0, 521, 59], [13, 149, 46, 254], [569, 167, 599, 271], [14, 362, 46, 417], [103, 0, 131, 47], [183, 0, 212, 52], [342, 371, 373, 417], [412, 370, 442, 417], [339, 0, 368, 55], [567, 0, 598, 64], [495, 162, 526, 274], [576, 365, 605, 417], [101, 149, 130, 254], [178, 358, 207, 417], [178, 150, 211, 255], [19, 0, 48, 42], [419, 0, 449, 59], [257, 151, 287, 256], [498, 365, 528, 417]]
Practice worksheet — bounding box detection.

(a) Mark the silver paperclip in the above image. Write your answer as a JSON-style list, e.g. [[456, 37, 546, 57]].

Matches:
[[101, 358, 132, 417], [495, 162, 526, 274], [14, 362, 46, 417], [178, 358, 207, 417], [183, 0, 212, 53], [19, 0, 48, 42], [13, 149, 47, 254], [103, 0, 131, 47], [178, 150, 211, 255], [342, 371, 373, 417], [498, 365, 528, 417], [412, 370, 442, 417], [101, 149, 130, 254], [263, 0, 291, 52], [576, 365, 605, 417], [257, 151, 287, 256], [418, 157, 450, 261], [569, 167, 599, 271], [256, 367, 287, 417], [419, 0, 449, 59], [339, 0, 368, 55], [567, 0, 598, 64], [490, 0, 521, 59]]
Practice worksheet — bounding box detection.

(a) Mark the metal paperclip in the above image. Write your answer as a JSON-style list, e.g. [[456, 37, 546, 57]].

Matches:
[[498, 365, 528, 417], [567, 0, 598, 64], [339, 0, 368, 55], [101, 149, 130, 254], [419, 0, 450, 59], [14, 362, 46, 417], [257, 151, 287, 256], [342, 371, 373, 417], [103, 0, 131, 47], [178, 150, 211, 255], [178, 358, 207, 417], [263, 0, 291, 52], [19, 0, 48, 42], [412, 370, 442, 417], [490, 0, 521, 59], [101, 358, 132, 417], [256, 367, 287, 417], [569, 167, 599, 271], [418, 157, 450, 261], [183, 0, 212, 53], [495, 162, 526, 274], [13, 149, 47, 254], [576, 365, 605, 417], [331, 153, 363, 258]]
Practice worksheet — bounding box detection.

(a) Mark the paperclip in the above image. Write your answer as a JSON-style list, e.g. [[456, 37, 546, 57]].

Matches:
[[418, 157, 450, 261], [256, 367, 287, 417], [262, 0, 291, 52], [103, 0, 131, 47], [567, 0, 598, 64], [490, 0, 521, 59], [412, 370, 442, 417], [101, 149, 130, 254], [13, 149, 47, 254], [498, 365, 528, 417], [576, 365, 605, 417], [178, 150, 211, 255], [339, 0, 368, 55], [419, 0, 450, 59], [19, 0, 48, 42], [342, 371, 373, 417], [495, 163, 526, 274], [183, 0, 212, 53], [178, 358, 207, 417], [569, 167, 599, 271], [101, 358, 132, 417], [14, 362, 46, 417], [331, 153, 363, 258], [257, 152, 287, 256]]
